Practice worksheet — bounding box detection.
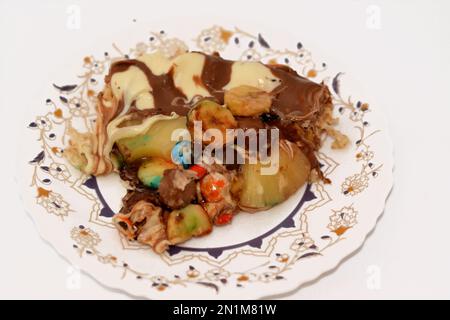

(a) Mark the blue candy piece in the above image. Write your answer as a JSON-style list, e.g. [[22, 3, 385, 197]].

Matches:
[[171, 140, 192, 169]]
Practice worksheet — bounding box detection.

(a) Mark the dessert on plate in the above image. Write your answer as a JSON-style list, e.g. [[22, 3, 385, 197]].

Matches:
[[65, 50, 348, 253]]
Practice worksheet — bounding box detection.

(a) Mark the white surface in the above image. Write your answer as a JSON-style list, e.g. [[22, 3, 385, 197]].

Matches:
[[1, 0, 449, 299]]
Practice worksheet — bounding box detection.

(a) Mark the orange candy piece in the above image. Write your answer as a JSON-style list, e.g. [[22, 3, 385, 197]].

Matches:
[[200, 173, 227, 202]]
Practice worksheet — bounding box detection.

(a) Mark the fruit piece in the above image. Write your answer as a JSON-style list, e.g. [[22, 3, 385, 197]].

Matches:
[[200, 172, 228, 202], [187, 99, 237, 143], [137, 158, 176, 189], [167, 204, 212, 244], [224, 85, 272, 116], [239, 141, 311, 211], [116, 117, 187, 163], [202, 195, 237, 222]]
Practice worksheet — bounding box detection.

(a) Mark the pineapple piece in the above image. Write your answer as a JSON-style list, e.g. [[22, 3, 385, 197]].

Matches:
[[167, 204, 212, 244], [239, 141, 311, 211], [116, 117, 187, 163]]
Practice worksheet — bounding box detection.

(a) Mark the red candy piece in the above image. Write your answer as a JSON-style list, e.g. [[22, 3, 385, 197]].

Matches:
[[189, 164, 207, 179], [215, 213, 233, 225]]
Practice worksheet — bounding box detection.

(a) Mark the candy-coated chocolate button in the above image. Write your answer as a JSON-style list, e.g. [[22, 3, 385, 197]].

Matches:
[[200, 173, 228, 202], [189, 164, 207, 179], [171, 140, 192, 169]]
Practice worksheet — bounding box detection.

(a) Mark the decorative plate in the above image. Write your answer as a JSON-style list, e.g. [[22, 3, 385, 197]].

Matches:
[[17, 25, 393, 299]]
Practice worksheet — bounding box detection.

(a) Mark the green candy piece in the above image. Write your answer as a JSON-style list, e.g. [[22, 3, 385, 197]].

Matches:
[[148, 176, 162, 189]]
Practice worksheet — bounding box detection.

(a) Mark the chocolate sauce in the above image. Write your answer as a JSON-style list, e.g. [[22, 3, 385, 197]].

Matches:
[[109, 60, 188, 115], [269, 65, 329, 118], [107, 53, 332, 172], [108, 53, 330, 123], [200, 52, 233, 102]]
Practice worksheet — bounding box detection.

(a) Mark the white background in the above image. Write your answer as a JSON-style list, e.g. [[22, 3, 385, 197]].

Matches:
[[1, 0, 449, 299]]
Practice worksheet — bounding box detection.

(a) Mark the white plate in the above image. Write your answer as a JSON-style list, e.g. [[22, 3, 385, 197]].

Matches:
[[17, 25, 393, 299]]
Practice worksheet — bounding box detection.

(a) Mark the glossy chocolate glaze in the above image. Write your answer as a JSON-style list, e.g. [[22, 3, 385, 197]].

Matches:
[[200, 52, 233, 102], [109, 60, 188, 116], [108, 53, 330, 121], [269, 64, 330, 118], [107, 53, 331, 172], [199, 54, 330, 121]]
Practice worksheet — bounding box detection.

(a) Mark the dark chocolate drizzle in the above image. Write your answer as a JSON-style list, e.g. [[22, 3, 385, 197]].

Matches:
[[269, 64, 329, 118], [107, 53, 329, 123], [108, 59, 188, 115], [200, 52, 233, 102], [107, 53, 332, 172]]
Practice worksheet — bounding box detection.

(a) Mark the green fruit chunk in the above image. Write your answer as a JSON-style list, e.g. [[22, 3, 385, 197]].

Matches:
[[137, 158, 176, 188], [167, 204, 212, 244], [116, 117, 187, 163], [239, 142, 311, 211]]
